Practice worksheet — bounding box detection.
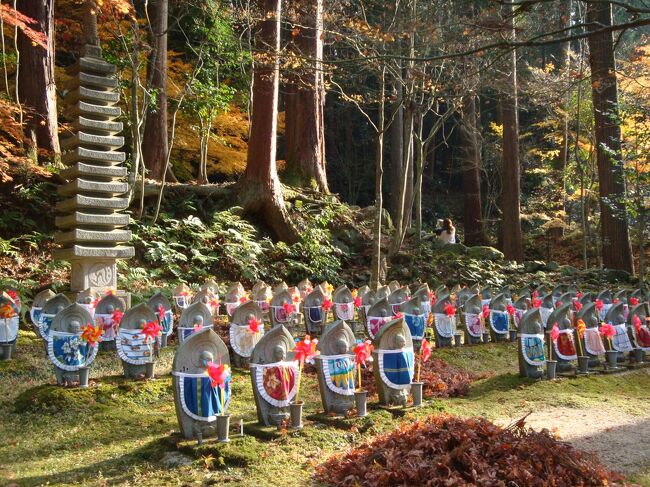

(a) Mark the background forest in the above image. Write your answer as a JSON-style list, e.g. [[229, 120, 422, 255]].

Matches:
[[0, 0, 648, 293]]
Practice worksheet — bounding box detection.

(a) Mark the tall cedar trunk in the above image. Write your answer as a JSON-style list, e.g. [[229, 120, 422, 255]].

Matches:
[[240, 0, 298, 243], [586, 1, 634, 273], [389, 86, 403, 223], [402, 105, 414, 231], [284, 0, 328, 192], [16, 0, 59, 159], [370, 68, 386, 289], [142, 0, 169, 181], [553, 0, 571, 215], [500, 4, 524, 261], [459, 95, 486, 246]]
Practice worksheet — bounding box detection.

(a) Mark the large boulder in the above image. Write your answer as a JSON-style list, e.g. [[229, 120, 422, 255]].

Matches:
[[524, 260, 546, 272], [468, 246, 504, 261], [439, 243, 469, 256]]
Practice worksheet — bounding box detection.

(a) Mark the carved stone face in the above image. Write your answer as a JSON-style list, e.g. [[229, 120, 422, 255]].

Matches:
[[272, 345, 286, 362], [193, 315, 204, 327], [394, 334, 406, 348], [106, 304, 115, 314], [334, 338, 348, 355], [200, 350, 214, 367], [138, 318, 147, 329], [69, 320, 81, 333], [56, 304, 65, 314]]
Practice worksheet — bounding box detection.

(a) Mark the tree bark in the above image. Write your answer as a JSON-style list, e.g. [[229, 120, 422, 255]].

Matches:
[[16, 0, 59, 160], [388, 84, 403, 224], [370, 67, 386, 289], [239, 0, 298, 243], [586, 1, 634, 273], [500, 3, 524, 262], [284, 0, 328, 192], [459, 95, 486, 246], [142, 0, 169, 181]]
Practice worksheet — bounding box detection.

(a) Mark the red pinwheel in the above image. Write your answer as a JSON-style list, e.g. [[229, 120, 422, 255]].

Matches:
[[206, 362, 231, 389], [354, 296, 362, 308], [282, 302, 294, 315], [595, 299, 604, 312], [292, 293, 301, 304], [6, 289, 18, 303], [429, 292, 437, 306], [574, 301, 583, 312], [112, 309, 124, 326], [532, 290, 539, 300], [633, 315, 642, 332], [293, 336, 319, 401], [576, 292, 583, 299], [157, 304, 166, 322], [420, 338, 432, 363], [556, 301, 563, 308], [630, 297, 639, 306], [141, 320, 162, 341], [293, 335, 319, 364], [322, 299, 333, 311], [248, 316, 262, 334], [506, 304, 516, 316], [444, 302, 456, 318], [613, 298, 620, 304], [354, 340, 374, 391], [550, 323, 560, 342], [353, 340, 373, 367], [533, 297, 542, 308], [599, 322, 616, 339], [81, 322, 103, 346], [239, 295, 247, 304], [392, 311, 403, 320], [482, 305, 490, 319]]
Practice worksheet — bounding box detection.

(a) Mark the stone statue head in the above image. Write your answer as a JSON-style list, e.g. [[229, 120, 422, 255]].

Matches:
[[251, 325, 294, 365], [50, 303, 93, 334], [318, 321, 355, 356], [463, 294, 482, 315], [519, 308, 543, 335], [121, 303, 157, 330]]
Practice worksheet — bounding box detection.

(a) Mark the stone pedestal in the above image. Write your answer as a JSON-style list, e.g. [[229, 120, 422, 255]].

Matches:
[[55, 43, 133, 291]]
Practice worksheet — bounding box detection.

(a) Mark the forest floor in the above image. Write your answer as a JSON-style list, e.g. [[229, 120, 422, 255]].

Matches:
[[2, 324, 650, 487]]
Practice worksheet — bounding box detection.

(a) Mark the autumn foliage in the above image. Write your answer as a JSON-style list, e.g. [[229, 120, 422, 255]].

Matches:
[[314, 415, 622, 486], [360, 358, 489, 399]]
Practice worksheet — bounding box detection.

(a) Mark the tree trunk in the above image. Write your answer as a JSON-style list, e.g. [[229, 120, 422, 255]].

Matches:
[[284, 0, 328, 192], [16, 0, 59, 160], [370, 68, 386, 289], [239, 0, 298, 244], [586, 1, 634, 273], [500, 3, 524, 262], [142, 0, 169, 181], [459, 95, 486, 246], [389, 82, 403, 223]]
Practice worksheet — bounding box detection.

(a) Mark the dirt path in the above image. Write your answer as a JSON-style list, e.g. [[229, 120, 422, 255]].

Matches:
[[499, 406, 650, 476]]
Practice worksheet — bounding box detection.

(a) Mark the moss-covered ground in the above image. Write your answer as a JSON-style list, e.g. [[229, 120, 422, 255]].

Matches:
[[2, 330, 650, 486]]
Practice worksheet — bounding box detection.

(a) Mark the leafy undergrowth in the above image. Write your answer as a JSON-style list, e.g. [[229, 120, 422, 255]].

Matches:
[[314, 415, 623, 487]]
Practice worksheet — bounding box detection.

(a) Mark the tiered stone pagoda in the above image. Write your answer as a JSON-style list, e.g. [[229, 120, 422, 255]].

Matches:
[[55, 2, 133, 292]]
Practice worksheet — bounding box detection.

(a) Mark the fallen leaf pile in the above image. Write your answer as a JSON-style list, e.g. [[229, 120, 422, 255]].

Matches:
[[314, 415, 622, 486], [360, 358, 490, 399]]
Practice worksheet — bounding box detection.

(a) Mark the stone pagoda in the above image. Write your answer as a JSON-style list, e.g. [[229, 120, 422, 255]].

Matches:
[[55, 2, 133, 292]]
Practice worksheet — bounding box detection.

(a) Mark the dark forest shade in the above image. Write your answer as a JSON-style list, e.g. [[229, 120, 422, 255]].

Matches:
[[586, 1, 634, 273]]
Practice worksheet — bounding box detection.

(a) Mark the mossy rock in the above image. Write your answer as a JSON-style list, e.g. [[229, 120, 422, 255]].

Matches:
[[467, 246, 503, 261], [560, 265, 579, 276], [437, 243, 468, 256], [524, 260, 546, 272], [603, 268, 632, 283], [544, 261, 560, 271]]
